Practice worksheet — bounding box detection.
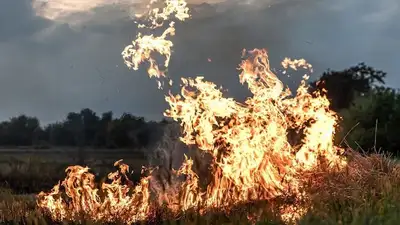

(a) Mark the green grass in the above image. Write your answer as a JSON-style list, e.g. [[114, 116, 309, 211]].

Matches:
[[1, 150, 400, 225]]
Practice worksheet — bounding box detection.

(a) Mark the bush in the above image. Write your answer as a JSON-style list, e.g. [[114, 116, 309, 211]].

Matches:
[[338, 87, 400, 155]]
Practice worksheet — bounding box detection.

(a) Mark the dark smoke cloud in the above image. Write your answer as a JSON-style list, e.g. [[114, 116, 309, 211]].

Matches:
[[0, 0, 398, 123]]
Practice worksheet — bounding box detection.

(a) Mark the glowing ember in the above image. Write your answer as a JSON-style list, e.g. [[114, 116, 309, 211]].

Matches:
[[37, 0, 347, 224]]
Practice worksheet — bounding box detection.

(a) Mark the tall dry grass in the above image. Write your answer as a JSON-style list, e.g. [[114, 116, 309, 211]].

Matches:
[[298, 150, 400, 224]]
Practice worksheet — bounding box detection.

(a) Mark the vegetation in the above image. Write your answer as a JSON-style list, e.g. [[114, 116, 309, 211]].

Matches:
[[1, 150, 400, 225], [339, 87, 400, 154], [310, 62, 400, 155], [0, 109, 168, 149], [309, 62, 386, 112]]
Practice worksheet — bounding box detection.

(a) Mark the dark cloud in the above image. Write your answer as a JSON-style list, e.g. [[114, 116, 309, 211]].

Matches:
[[0, 0, 399, 124], [0, 0, 50, 42]]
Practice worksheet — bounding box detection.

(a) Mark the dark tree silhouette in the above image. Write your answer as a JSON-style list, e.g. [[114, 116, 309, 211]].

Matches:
[[309, 62, 386, 111], [0, 115, 40, 146], [0, 108, 168, 149]]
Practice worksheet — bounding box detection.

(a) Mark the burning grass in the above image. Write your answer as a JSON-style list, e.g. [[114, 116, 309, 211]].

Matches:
[[2, 150, 400, 224], [17, 0, 400, 224]]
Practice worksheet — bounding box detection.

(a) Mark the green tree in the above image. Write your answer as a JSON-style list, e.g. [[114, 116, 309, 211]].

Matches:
[[338, 87, 400, 154]]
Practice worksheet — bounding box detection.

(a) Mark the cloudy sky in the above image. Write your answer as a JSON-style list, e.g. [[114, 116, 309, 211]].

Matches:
[[0, 0, 399, 124]]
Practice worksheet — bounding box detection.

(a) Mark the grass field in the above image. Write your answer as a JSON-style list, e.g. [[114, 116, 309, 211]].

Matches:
[[1, 148, 400, 225], [0, 148, 149, 194]]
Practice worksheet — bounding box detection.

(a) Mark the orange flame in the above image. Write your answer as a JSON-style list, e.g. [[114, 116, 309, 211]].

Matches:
[[37, 161, 153, 223], [37, 0, 347, 224]]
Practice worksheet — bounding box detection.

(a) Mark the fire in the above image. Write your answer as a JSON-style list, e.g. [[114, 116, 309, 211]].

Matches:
[[163, 48, 346, 211], [37, 161, 153, 224], [37, 0, 347, 224], [122, 0, 190, 89]]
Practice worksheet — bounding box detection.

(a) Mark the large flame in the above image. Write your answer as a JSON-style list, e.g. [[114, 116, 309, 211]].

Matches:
[[37, 0, 347, 224]]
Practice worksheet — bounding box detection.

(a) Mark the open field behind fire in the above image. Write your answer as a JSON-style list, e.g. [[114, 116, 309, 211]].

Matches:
[[0, 148, 147, 165], [0, 148, 149, 194]]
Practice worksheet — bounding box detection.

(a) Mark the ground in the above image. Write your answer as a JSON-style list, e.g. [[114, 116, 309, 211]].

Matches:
[[0, 147, 148, 193]]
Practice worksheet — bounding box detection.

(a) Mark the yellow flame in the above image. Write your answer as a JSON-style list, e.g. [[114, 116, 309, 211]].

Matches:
[[121, 0, 190, 89], [37, 0, 347, 224]]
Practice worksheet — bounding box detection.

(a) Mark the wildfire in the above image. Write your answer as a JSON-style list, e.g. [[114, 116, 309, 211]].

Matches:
[[37, 0, 347, 224], [122, 0, 190, 89]]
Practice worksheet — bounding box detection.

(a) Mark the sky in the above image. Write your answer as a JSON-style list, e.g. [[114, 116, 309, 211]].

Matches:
[[0, 0, 399, 124]]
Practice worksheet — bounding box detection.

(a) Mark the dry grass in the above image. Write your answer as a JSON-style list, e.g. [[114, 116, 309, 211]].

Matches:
[[1, 125, 400, 224], [1, 150, 400, 224], [0, 188, 43, 223], [298, 150, 400, 224]]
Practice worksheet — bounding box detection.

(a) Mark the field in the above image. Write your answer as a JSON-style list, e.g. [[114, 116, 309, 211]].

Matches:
[[0, 147, 149, 193], [1, 146, 400, 225], [0, 147, 151, 224]]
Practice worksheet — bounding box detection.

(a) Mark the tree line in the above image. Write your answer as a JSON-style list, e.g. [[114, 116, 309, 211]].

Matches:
[[0, 109, 167, 149], [1, 62, 399, 155]]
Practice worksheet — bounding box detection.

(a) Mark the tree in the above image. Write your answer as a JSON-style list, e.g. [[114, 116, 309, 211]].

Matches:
[[338, 87, 400, 154], [65, 112, 84, 146], [109, 113, 147, 148], [80, 108, 100, 146], [94, 111, 114, 147], [0, 108, 166, 149], [310, 63, 386, 111], [0, 115, 41, 146]]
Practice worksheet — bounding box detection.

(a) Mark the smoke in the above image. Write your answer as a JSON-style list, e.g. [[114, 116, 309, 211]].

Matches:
[[148, 122, 213, 197]]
